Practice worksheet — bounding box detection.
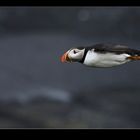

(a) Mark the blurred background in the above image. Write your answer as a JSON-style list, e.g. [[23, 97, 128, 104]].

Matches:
[[0, 7, 140, 128]]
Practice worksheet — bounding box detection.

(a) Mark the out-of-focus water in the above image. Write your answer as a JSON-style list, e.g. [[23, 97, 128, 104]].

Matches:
[[0, 7, 140, 128]]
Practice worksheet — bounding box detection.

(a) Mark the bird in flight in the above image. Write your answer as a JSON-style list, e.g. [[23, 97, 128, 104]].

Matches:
[[61, 43, 140, 68]]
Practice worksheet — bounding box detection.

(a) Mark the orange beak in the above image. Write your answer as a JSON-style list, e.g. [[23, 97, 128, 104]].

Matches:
[[61, 52, 71, 62]]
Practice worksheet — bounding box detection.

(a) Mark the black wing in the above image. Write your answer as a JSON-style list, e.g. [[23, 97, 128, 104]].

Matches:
[[87, 43, 140, 56]]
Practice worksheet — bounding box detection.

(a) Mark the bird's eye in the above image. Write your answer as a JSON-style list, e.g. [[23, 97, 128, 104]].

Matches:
[[73, 50, 77, 54]]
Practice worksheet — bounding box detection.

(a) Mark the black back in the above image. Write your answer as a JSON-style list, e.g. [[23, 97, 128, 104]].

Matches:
[[84, 43, 140, 56]]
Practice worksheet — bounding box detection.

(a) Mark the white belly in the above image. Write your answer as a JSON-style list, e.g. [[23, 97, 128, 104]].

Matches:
[[83, 51, 131, 68]]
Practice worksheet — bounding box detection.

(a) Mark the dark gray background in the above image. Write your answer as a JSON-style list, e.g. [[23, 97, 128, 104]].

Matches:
[[0, 7, 140, 128]]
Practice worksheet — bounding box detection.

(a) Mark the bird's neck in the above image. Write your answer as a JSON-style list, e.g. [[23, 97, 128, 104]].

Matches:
[[79, 48, 88, 63]]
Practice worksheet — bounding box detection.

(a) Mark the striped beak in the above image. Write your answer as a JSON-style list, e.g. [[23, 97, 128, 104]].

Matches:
[[61, 52, 71, 62]]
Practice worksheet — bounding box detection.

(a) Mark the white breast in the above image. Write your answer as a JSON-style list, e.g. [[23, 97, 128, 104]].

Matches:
[[83, 50, 131, 67]]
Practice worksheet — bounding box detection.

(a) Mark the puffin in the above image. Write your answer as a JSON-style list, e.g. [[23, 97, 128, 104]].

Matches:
[[61, 43, 140, 68]]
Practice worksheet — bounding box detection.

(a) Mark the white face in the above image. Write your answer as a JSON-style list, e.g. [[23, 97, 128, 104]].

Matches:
[[67, 48, 85, 62]]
